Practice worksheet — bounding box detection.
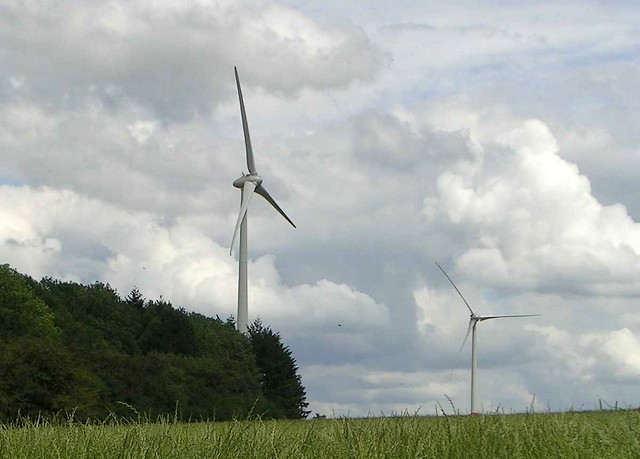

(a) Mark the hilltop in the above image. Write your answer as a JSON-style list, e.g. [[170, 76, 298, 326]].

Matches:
[[0, 264, 308, 421]]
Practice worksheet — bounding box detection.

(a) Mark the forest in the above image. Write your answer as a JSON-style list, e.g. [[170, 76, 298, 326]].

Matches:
[[0, 264, 309, 422]]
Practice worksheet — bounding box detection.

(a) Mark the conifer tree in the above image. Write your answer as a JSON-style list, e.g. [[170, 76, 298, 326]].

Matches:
[[248, 319, 309, 419], [125, 287, 145, 310]]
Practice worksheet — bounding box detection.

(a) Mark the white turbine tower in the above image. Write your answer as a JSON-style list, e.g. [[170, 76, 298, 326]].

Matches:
[[230, 67, 296, 334], [435, 262, 539, 416]]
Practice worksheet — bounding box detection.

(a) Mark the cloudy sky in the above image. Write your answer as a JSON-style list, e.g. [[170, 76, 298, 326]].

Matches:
[[2, 0, 640, 416]]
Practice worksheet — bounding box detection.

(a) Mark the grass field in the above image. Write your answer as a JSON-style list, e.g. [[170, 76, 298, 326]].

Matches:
[[0, 410, 638, 458]]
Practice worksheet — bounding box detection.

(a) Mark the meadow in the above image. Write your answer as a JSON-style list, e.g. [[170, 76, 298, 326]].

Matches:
[[0, 410, 638, 459]]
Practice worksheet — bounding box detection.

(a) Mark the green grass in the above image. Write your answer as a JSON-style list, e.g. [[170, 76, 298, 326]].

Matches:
[[0, 410, 638, 458]]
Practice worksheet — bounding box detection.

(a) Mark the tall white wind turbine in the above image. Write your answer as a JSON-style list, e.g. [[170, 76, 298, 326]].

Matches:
[[435, 262, 539, 416], [230, 67, 296, 334]]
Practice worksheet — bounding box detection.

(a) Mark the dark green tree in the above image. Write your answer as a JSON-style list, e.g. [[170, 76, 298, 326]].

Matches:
[[0, 265, 307, 422], [125, 287, 145, 310], [0, 266, 102, 418], [140, 300, 198, 356], [0, 265, 58, 339], [0, 336, 102, 419], [248, 319, 309, 419]]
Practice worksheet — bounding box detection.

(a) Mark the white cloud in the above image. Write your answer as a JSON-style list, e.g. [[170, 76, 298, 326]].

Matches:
[[526, 323, 640, 405], [128, 120, 157, 144], [414, 284, 468, 339], [424, 119, 640, 295], [590, 328, 640, 382]]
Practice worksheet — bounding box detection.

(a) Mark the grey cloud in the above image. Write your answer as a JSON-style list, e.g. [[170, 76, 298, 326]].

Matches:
[[351, 111, 472, 170], [0, 0, 383, 121], [0, 99, 248, 218]]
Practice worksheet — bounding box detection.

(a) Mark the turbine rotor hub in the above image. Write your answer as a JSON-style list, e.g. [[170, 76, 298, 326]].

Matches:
[[233, 173, 263, 189]]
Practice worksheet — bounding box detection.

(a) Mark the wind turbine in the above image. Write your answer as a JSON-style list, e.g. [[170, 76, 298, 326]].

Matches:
[[435, 262, 539, 416], [230, 67, 296, 334]]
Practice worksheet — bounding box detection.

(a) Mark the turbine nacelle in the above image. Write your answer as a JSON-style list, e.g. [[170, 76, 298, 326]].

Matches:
[[233, 173, 263, 189]]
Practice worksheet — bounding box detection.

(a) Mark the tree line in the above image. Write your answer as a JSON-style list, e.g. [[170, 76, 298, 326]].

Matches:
[[0, 264, 309, 421]]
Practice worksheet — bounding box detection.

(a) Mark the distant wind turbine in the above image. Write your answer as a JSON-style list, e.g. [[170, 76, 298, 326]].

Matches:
[[435, 262, 540, 416], [230, 67, 296, 334]]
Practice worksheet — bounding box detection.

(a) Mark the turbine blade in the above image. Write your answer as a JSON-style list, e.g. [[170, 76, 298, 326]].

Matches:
[[255, 185, 296, 228], [458, 319, 474, 353], [478, 314, 541, 321], [230, 181, 257, 255], [234, 67, 256, 174], [435, 262, 475, 315]]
